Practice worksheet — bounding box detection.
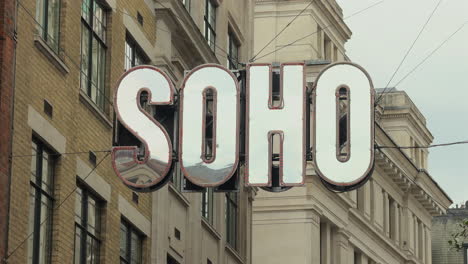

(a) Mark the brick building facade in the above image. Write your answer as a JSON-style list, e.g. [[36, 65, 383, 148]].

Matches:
[[432, 202, 468, 264], [4, 0, 255, 263], [0, 0, 17, 261]]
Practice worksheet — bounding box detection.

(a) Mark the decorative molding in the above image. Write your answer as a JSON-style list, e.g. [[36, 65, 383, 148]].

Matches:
[[118, 195, 151, 236], [34, 36, 70, 74], [76, 158, 112, 202], [27, 105, 66, 153]]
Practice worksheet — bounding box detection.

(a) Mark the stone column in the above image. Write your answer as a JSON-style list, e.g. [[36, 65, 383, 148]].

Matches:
[[393, 203, 400, 244], [358, 182, 372, 220], [383, 192, 390, 237], [355, 253, 369, 264], [320, 222, 332, 264], [421, 223, 426, 263], [310, 209, 321, 264], [348, 248, 355, 264], [425, 226, 432, 264], [414, 216, 419, 259], [334, 228, 351, 264]]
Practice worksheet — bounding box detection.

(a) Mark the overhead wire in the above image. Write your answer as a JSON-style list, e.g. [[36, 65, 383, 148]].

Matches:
[[391, 20, 468, 88], [15, 0, 240, 114], [376, 0, 443, 106], [11, 150, 111, 158], [251, 0, 384, 62], [250, 0, 317, 62], [5, 1, 466, 257], [376, 140, 468, 149], [5, 152, 111, 261]]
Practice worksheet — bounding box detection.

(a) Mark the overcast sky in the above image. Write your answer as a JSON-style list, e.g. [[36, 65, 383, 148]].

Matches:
[[334, 0, 468, 206]]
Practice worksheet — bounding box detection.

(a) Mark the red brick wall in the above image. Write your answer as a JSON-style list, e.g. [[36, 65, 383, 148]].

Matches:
[[0, 0, 16, 261]]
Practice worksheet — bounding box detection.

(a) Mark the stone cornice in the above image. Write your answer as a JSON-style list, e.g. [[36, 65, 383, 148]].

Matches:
[[380, 112, 433, 145], [154, 0, 219, 67], [375, 124, 452, 215]]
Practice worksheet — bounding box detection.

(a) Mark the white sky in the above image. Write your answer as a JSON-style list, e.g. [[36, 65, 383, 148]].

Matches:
[[335, 0, 468, 206]]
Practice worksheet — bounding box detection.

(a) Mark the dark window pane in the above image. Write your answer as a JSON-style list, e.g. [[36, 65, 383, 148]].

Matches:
[[28, 140, 55, 264], [75, 186, 101, 264], [120, 220, 144, 264]]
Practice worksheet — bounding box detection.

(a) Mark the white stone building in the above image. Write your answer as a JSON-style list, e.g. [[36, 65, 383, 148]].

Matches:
[[252, 1, 452, 263]]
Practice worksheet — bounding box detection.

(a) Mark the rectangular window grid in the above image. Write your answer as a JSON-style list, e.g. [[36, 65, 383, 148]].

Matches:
[[204, 0, 216, 52], [80, 0, 107, 110], [74, 185, 101, 264], [202, 188, 214, 225], [120, 220, 144, 264], [124, 34, 149, 71], [225, 192, 238, 249], [228, 31, 240, 70], [36, 0, 61, 53], [28, 140, 55, 264]]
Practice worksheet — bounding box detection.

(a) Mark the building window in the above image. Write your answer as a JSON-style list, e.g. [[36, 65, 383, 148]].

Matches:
[[167, 254, 180, 264], [125, 34, 149, 71], [120, 220, 144, 264], [324, 34, 331, 61], [204, 0, 216, 52], [80, 0, 107, 110], [317, 25, 323, 59], [202, 188, 214, 225], [36, 0, 61, 52], [171, 163, 184, 192], [181, 0, 190, 11], [227, 31, 240, 70], [74, 185, 101, 264], [28, 140, 55, 264], [225, 192, 238, 249]]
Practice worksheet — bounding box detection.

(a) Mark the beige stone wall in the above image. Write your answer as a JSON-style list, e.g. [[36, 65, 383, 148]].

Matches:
[[8, 0, 255, 263], [252, 0, 350, 63], [251, 1, 451, 264]]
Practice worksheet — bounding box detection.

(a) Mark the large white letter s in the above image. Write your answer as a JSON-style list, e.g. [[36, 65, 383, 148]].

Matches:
[[112, 66, 175, 191]]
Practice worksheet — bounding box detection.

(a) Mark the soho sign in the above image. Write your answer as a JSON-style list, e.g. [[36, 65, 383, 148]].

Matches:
[[112, 62, 375, 192]]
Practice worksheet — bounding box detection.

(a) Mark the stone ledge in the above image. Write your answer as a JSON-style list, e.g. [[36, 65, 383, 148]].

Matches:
[[34, 35, 70, 74], [79, 91, 113, 128]]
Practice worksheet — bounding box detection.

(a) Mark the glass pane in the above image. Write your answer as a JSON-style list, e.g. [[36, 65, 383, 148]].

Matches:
[[87, 196, 100, 235], [27, 187, 36, 264], [91, 37, 99, 103], [85, 235, 93, 264], [92, 238, 100, 264], [86, 236, 99, 264], [81, 0, 91, 22], [208, 2, 216, 26], [74, 227, 82, 264], [208, 30, 215, 51], [208, 189, 214, 223], [35, 0, 45, 37], [97, 43, 106, 109], [47, 0, 60, 52], [30, 143, 38, 182], [41, 150, 53, 194], [93, 2, 106, 42], [130, 231, 142, 264], [125, 41, 132, 71], [91, 37, 99, 94], [75, 187, 83, 224], [135, 51, 143, 67], [80, 24, 90, 93], [120, 223, 128, 259], [93, 2, 101, 34], [38, 195, 52, 264]]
